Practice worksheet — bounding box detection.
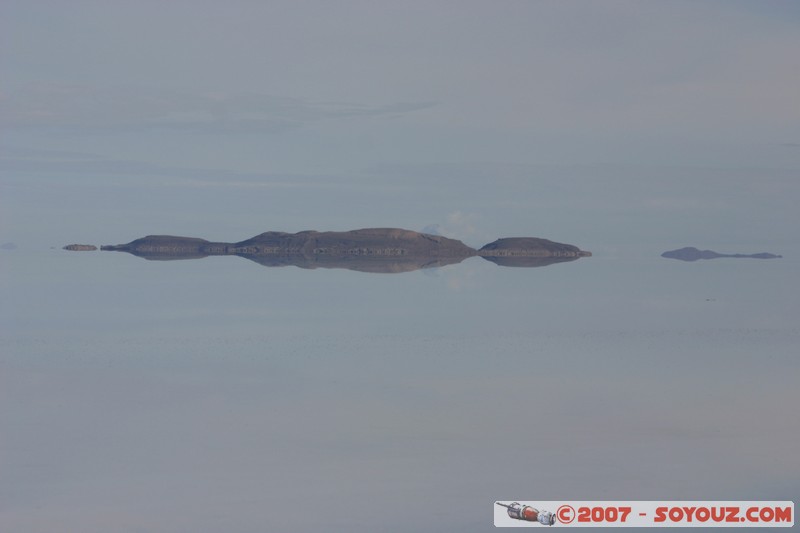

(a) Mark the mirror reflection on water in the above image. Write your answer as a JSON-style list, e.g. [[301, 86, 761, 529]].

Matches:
[[2, 242, 797, 532], [88, 228, 591, 273]]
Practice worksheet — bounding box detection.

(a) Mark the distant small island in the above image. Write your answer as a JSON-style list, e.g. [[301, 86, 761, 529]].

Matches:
[[662, 247, 782, 262], [68, 228, 592, 273], [480, 237, 591, 267], [63, 244, 98, 251]]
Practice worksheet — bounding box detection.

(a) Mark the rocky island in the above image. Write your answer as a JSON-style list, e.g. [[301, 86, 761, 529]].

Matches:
[[662, 247, 782, 262], [76, 228, 591, 273], [478, 237, 591, 267], [100, 229, 476, 273]]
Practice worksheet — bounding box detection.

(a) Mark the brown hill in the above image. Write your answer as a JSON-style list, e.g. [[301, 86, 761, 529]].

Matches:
[[478, 238, 591, 268], [99, 229, 475, 272], [97, 229, 590, 272]]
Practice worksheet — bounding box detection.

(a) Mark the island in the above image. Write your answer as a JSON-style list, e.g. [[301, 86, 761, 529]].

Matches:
[[661, 247, 782, 262], [69, 228, 591, 273], [478, 237, 591, 267]]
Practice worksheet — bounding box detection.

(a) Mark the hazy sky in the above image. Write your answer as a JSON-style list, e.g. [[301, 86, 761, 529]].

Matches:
[[3, 1, 799, 170], [0, 1, 800, 254], [1, 2, 799, 244], [3, 1, 798, 371]]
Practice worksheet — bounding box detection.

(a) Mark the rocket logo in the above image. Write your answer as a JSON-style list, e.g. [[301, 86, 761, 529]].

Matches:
[[496, 502, 556, 526]]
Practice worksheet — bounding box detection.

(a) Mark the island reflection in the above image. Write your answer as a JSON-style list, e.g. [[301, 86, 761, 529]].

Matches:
[[93, 228, 591, 274]]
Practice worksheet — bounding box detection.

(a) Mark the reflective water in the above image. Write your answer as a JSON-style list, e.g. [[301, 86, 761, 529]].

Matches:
[[2, 243, 798, 532]]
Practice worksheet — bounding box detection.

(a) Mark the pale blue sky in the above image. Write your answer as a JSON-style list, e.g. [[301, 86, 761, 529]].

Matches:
[[2, 1, 799, 252], [3, 1, 799, 170]]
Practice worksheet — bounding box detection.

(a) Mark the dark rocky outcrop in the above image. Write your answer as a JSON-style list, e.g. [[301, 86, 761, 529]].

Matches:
[[101, 236, 214, 260], [98, 229, 591, 273], [478, 238, 591, 267], [100, 229, 476, 272], [63, 244, 97, 251], [662, 247, 782, 262]]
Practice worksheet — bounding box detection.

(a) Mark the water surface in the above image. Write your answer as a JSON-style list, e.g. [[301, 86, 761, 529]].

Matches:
[[2, 244, 797, 532]]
